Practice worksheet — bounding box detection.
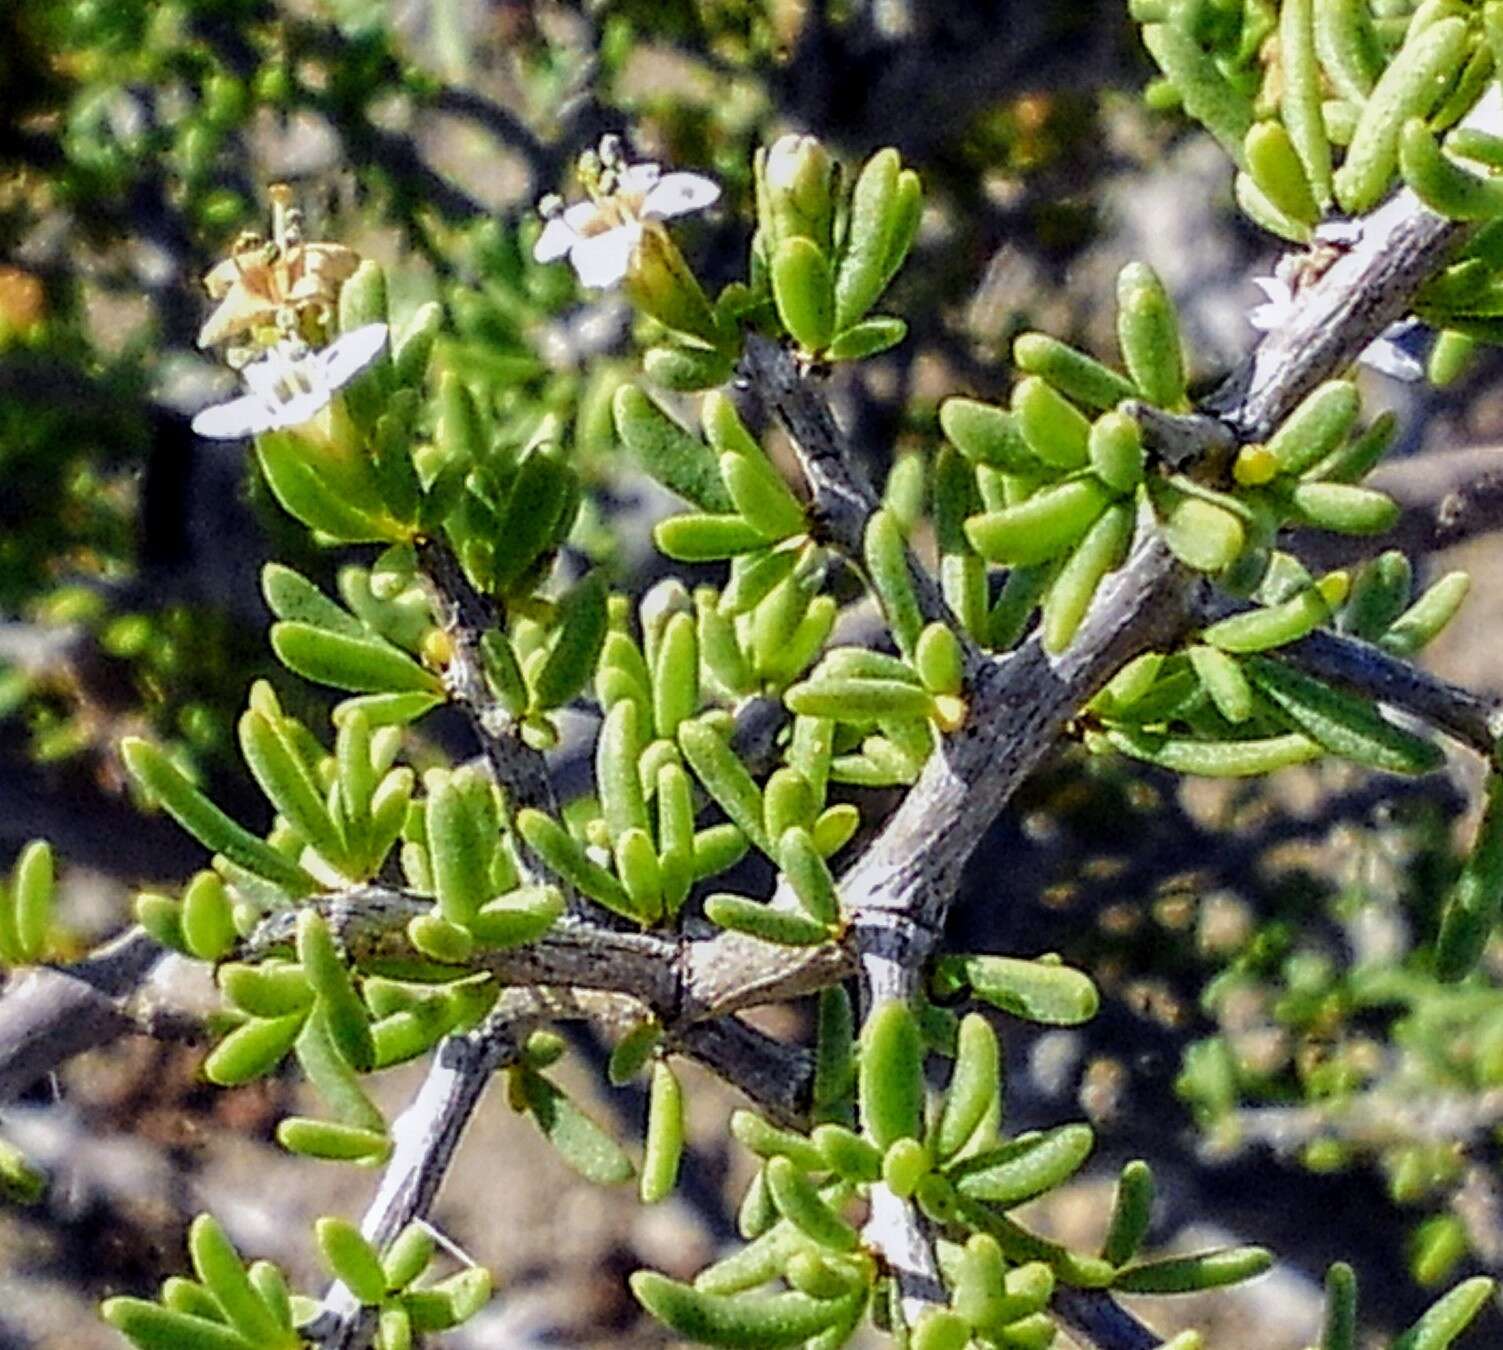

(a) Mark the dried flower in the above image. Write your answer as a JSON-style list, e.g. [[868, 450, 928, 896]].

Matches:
[[533, 136, 719, 289], [1248, 222, 1425, 382], [197, 185, 359, 353], [191, 323, 387, 440]]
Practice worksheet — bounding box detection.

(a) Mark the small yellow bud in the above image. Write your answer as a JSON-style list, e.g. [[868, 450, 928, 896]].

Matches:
[[421, 628, 454, 669], [932, 694, 969, 733], [1233, 443, 1279, 487]]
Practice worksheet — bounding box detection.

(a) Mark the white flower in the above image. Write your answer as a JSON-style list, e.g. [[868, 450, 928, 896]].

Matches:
[[1247, 273, 1424, 382], [191, 323, 388, 440], [1247, 273, 1298, 333], [533, 155, 720, 289]]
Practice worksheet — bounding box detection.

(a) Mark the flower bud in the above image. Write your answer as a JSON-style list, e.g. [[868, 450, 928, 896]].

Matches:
[[762, 134, 836, 251]]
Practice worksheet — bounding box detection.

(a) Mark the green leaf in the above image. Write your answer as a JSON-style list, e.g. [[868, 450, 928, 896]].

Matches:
[[655, 513, 772, 561], [1201, 575, 1346, 653], [765, 1155, 859, 1251], [1013, 376, 1090, 469], [679, 717, 770, 853], [1116, 261, 1187, 409], [256, 433, 403, 543], [334, 691, 444, 728], [828, 317, 907, 360], [608, 1020, 663, 1086], [122, 738, 314, 895], [468, 885, 564, 949], [297, 910, 376, 1073], [948, 1123, 1094, 1206], [704, 893, 830, 945], [864, 509, 923, 658], [316, 1217, 387, 1306], [1102, 1161, 1155, 1267], [271, 623, 441, 695], [1158, 491, 1245, 574], [217, 962, 315, 1019], [180, 871, 237, 962], [202, 1013, 304, 1086], [934, 1013, 1000, 1163], [1393, 1276, 1495, 1349], [1333, 17, 1470, 214], [966, 478, 1112, 567], [631, 1271, 857, 1349], [275, 1117, 391, 1164], [772, 237, 836, 351], [530, 572, 608, 711], [382, 1223, 436, 1292], [393, 300, 442, 386], [1381, 572, 1470, 658], [427, 767, 498, 926], [785, 676, 935, 721], [1266, 381, 1361, 476], [722, 453, 806, 542], [100, 1299, 255, 1350], [1436, 768, 1503, 981], [294, 999, 385, 1133], [939, 399, 1037, 472], [239, 710, 348, 870], [515, 808, 634, 917], [189, 1214, 294, 1347], [1112, 1245, 1273, 1295], [487, 448, 577, 594], [12, 839, 53, 963], [1014, 333, 1136, 412], [1141, 23, 1254, 168], [835, 148, 901, 331], [640, 1060, 685, 1204], [861, 1000, 924, 1150], [515, 1066, 634, 1184], [957, 954, 1099, 1025], [613, 385, 735, 512], [778, 827, 839, 926], [1243, 654, 1443, 775]]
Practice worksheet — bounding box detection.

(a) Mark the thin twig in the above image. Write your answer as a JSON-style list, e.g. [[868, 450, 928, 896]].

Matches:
[[0, 97, 1495, 1350], [314, 539, 580, 1347], [1285, 628, 1503, 756], [727, 120, 1495, 1338]]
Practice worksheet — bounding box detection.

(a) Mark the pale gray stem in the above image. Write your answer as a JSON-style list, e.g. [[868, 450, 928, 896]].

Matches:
[[0, 931, 169, 1107], [730, 106, 1499, 1337], [2, 99, 1496, 1350], [312, 1024, 520, 1348], [1285, 629, 1503, 756]]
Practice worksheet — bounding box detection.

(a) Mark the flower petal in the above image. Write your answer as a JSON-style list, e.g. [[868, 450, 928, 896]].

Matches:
[[563, 200, 605, 232], [1249, 275, 1289, 305], [201, 256, 246, 301], [569, 225, 639, 288], [642, 172, 720, 220], [1247, 275, 1294, 333], [1361, 321, 1425, 382], [197, 289, 275, 348], [192, 393, 276, 440], [240, 351, 296, 404], [268, 387, 336, 428], [534, 216, 580, 263], [319, 323, 389, 389], [617, 162, 663, 194]]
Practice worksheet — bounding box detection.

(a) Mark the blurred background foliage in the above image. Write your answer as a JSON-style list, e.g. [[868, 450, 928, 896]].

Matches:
[[5, 0, 1503, 1344]]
